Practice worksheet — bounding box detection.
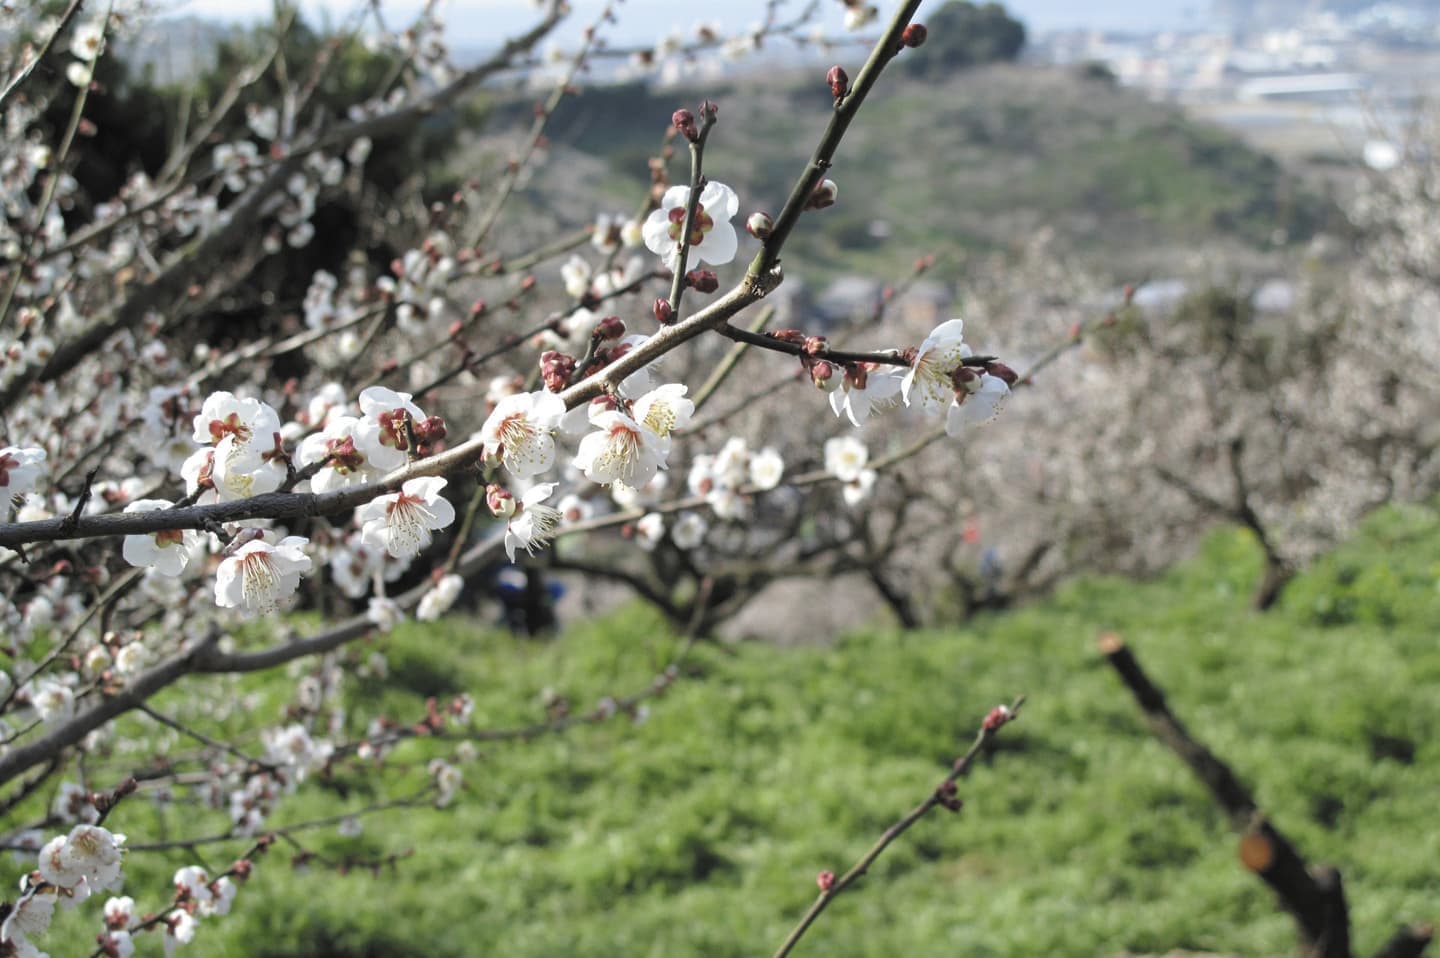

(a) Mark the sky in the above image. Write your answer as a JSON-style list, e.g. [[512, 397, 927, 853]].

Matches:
[[169, 0, 1205, 46]]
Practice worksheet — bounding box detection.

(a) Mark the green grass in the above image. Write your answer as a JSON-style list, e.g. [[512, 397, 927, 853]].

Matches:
[[25, 504, 1440, 956]]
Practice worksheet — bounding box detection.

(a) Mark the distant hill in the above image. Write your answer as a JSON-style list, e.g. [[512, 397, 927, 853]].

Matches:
[[498, 63, 1344, 282]]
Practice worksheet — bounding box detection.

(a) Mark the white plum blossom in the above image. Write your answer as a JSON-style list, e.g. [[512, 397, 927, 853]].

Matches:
[[946, 371, 1010, 436], [191, 392, 282, 467], [561, 255, 592, 299], [366, 597, 403, 632], [356, 477, 456, 559], [1, 889, 55, 956], [113, 642, 148, 676], [429, 759, 462, 807], [0, 446, 47, 517], [69, 20, 106, 61], [120, 500, 199, 577], [842, 468, 878, 507], [296, 416, 381, 492], [416, 573, 464, 621], [642, 181, 740, 271], [214, 535, 312, 614], [30, 680, 74, 725], [478, 391, 566, 479], [103, 895, 136, 929], [634, 512, 666, 550], [504, 483, 562, 562], [824, 435, 869, 483], [37, 825, 125, 892], [631, 384, 694, 447], [748, 448, 785, 490], [902, 319, 971, 413], [355, 386, 427, 471], [164, 909, 196, 956], [574, 410, 666, 487], [830, 363, 905, 426], [671, 512, 708, 549]]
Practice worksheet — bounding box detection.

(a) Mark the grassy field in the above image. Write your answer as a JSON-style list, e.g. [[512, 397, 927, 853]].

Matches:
[[28, 504, 1440, 957]]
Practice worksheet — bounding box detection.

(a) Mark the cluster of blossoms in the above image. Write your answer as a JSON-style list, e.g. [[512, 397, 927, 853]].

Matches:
[[1, 823, 126, 957]]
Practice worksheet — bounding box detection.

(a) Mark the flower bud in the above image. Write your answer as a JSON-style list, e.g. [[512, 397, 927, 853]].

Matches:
[[816, 870, 836, 892], [982, 704, 1013, 731], [805, 178, 838, 211], [984, 361, 1019, 386], [414, 415, 448, 446], [809, 360, 839, 391], [595, 315, 626, 340], [672, 109, 698, 142], [826, 65, 849, 99], [685, 269, 719, 293], [746, 210, 774, 239], [901, 23, 928, 47], [950, 364, 980, 393], [539, 350, 576, 393], [802, 336, 829, 356], [487, 484, 516, 519], [698, 99, 719, 123], [653, 297, 675, 325]]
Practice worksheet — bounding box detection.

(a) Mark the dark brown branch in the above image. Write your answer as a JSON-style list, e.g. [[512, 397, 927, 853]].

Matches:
[[1099, 633, 1359, 958]]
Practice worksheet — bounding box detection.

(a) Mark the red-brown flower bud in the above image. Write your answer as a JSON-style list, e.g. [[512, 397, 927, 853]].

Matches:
[[984, 361, 1018, 386], [539, 350, 576, 393], [809, 360, 838, 391], [595, 315, 626, 340], [802, 336, 829, 356], [901, 23, 928, 47], [982, 704, 1014, 731], [672, 109, 698, 142], [816, 870, 837, 892], [653, 297, 675, 325], [826, 65, 849, 99], [746, 211, 774, 239], [768, 328, 806, 345], [413, 415, 447, 446], [950, 364, 979, 393], [685, 269, 719, 293], [698, 99, 719, 123]]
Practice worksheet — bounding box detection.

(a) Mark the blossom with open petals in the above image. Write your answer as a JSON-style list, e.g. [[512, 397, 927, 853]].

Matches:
[[191, 392, 281, 467], [573, 411, 666, 487], [214, 536, 312, 614], [824, 435, 869, 483], [38, 824, 125, 892], [830, 363, 905, 427], [0, 446, 46, 517], [631, 384, 693, 446], [641, 181, 739, 272], [504, 483, 562, 561], [356, 477, 456, 559], [120, 499, 199, 577], [355, 386, 427, 471], [478, 391, 566, 479], [901, 319, 971, 413], [297, 416, 381, 492], [946, 372, 1010, 436]]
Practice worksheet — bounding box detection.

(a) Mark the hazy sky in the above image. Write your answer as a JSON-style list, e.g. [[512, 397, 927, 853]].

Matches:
[[172, 0, 1203, 45]]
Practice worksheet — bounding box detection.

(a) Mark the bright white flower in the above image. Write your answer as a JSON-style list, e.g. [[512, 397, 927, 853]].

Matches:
[[561, 255, 592, 299], [748, 448, 785, 490], [192, 392, 282, 467], [0, 446, 47, 517], [67, 60, 93, 87], [296, 416, 381, 493], [173, 866, 212, 906], [844, 4, 878, 30], [356, 477, 455, 559], [574, 411, 666, 487], [102, 930, 135, 958], [830, 363, 905, 427], [902, 319, 971, 413], [1, 890, 55, 954], [429, 759, 463, 807], [354, 386, 427, 471], [945, 373, 1010, 436], [634, 512, 665, 550], [69, 20, 106, 61], [620, 218, 644, 248], [504, 483, 562, 562], [104, 895, 136, 929], [263, 725, 334, 778], [842, 468, 878, 507], [113, 642, 147, 677], [120, 500, 198, 577], [214, 536, 312, 614], [38, 825, 125, 891], [630, 384, 693, 445], [203, 876, 237, 916], [824, 435, 869, 483], [51, 782, 98, 824], [671, 512, 708, 549], [478, 391, 566, 479], [416, 573, 463, 621], [366, 597, 403, 632], [164, 909, 196, 956], [641, 180, 740, 271], [31, 680, 74, 725]]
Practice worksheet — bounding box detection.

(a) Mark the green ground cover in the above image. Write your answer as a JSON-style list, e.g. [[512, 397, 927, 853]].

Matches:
[[29, 505, 1440, 956]]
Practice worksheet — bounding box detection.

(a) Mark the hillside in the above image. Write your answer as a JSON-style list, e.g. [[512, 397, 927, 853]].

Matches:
[[495, 63, 1345, 283], [24, 505, 1439, 956]]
